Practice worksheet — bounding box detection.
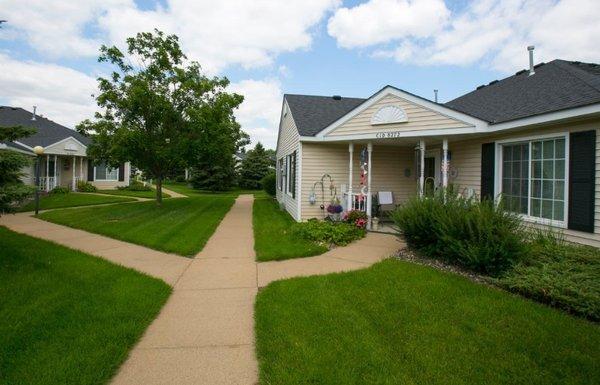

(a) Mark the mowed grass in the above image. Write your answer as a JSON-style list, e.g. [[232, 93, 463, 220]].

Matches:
[[96, 189, 170, 199], [163, 182, 260, 198], [39, 196, 235, 256], [253, 196, 327, 261], [256, 259, 600, 385], [18, 192, 135, 212], [0, 226, 171, 385]]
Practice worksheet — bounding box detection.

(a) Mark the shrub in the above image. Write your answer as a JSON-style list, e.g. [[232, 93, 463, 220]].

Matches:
[[118, 180, 151, 191], [498, 231, 600, 321], [344, 209, 369, 229], [261, 172, 276, 196], [76, 181, 97, 192], [292, 219, 366, 246], [50, 186, 70, 194], [391, 190, 527, 276]]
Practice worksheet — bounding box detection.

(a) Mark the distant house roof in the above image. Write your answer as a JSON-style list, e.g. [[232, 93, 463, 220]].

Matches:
[[284, 94, 365, 136], [445, 60, 600, 123], [0, 106, 91, 148]]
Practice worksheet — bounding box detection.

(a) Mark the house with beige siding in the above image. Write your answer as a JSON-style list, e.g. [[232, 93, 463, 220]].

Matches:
[[275, 59, 600, 247], [0, 106, 131, 191]]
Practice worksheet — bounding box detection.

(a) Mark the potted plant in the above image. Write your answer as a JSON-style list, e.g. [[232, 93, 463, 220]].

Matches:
[[326, 197, 343, 221]]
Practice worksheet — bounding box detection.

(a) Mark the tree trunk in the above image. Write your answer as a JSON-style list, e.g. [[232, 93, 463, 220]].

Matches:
[[156, 176, 163, 205]]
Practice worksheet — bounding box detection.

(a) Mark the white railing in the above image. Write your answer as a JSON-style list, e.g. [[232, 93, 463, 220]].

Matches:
[[37, 177, 56, 191], [343, 191, 367, 212]]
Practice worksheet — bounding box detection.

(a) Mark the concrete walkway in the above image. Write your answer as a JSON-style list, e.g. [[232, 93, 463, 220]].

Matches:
[[1, 194, 400, 384], [111, 194, 400, 385]]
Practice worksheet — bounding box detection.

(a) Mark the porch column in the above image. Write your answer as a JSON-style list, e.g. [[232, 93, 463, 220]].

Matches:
[[442, 139, 449, 188], [366, 142, 373, 229], [45, 155, 50, 191], [80, 157, 83, 181], [72, 155, 76, 190], [347, 142, 354, 210], [53, 155, 57, 189], [419, 139, 425, 197], [184, 168, 189, 180]]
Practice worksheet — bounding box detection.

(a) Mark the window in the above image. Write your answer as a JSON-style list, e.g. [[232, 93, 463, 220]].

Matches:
[[94, 162, 118, 181], [500, 136, 567, 223], [278, 158, 285, 191], [286, 152, 296, 199]]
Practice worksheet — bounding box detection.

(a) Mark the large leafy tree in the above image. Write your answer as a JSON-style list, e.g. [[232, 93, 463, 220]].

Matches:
[[238, 142, 274, 189], [0, 126, 35, 215], [78, 29, 245, 203]]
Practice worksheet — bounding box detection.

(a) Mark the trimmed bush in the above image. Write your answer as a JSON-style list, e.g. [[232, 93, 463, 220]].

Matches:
[[292, 219, 366, 246], [391, 190, 527, 276], [76, 181, 97, 192], [50, 186, 70, 194], [261, 172, 276, 197]]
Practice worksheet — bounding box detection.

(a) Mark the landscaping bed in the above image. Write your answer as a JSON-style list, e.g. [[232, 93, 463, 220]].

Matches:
[[38, 196, 235, 256], [96, 189, 169, 199], [18, 192, 135, 212], [0, 226, 171, 385], [256, 259, 600, 385]]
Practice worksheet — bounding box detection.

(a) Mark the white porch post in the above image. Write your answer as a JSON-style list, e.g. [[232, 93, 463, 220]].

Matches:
[[419, 140, 425, 197], [184, 168, 189, 180], [53, 155, 57, 189], [442, 139, 449, 188], [45, 155, 50, 191], [80, 157, 83, 181], [366, 142, 373, 229], [72, 155, 76, 190], [347, 142, 354, 210]]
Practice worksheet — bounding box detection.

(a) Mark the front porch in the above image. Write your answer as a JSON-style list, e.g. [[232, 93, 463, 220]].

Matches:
[[36, 154, 87, 192], [301, 136, 476, 229]]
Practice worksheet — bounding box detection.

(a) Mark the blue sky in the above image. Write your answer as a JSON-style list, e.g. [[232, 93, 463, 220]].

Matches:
[[1, 0, 598, 148]]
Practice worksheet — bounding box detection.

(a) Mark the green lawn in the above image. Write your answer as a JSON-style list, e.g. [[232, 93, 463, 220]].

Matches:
[[256, 259, 600, 385], [39, 196, 235, 256], [96, 189, 170, 199], [163, 182, 260, 198], [253, 196, 327, 261], [18, 193, 135, 212], [0, 226, 171, 385]]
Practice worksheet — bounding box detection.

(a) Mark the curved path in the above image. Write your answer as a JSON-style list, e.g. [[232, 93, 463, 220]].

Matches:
[[0, 194, 401, 384]]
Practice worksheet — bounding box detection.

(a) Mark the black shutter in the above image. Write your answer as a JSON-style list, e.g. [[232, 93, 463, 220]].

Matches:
[[481, 142, 495, 201], [87, 160, 94, 181], [568, 130, 596, 233], [291, 151, 296, 199], [118, 163, 125, 182]]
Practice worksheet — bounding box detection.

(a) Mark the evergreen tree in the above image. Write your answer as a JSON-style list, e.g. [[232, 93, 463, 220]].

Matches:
[[238, 142, 273, 189], [0, 126, 35, 215]]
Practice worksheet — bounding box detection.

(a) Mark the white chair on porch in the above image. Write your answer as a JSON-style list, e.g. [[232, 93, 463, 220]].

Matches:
[[376, 191, 395, 221]]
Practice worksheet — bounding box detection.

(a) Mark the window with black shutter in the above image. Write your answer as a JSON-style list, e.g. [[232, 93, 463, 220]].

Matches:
[[481, 143, 495, 201]]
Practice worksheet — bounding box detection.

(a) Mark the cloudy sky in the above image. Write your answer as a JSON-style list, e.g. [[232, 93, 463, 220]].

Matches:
[[1, 0, 598, 149]]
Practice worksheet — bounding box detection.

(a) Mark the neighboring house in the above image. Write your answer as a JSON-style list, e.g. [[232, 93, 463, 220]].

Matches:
[[275, 58, 600, 247], [0, 106, 131, 191]]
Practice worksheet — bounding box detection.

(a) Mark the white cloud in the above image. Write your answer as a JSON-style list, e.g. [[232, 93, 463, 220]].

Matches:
[[0, 54, 98, 127], [2, 0, 340, 73], [327, 0, 450, 48], [330, 0, 600, 73], [229, 78, 283, 149]]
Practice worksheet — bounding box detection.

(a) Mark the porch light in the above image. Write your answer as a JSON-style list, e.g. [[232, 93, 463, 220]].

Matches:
[[33, 146, 44, 155]]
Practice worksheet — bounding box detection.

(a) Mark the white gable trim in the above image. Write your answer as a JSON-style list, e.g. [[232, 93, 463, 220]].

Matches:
[[316, 86, 488, 138], [48, 136, 88, 150], [275, 99, 298, 155], [486, 103, 600, 132]]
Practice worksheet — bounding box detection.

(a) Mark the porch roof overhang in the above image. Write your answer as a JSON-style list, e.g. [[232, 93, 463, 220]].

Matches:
[[13, 136, 88, 156]]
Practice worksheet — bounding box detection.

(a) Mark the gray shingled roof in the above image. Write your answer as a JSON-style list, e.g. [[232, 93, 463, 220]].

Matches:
[[446, 60, 600, 123], [285, 94, 366, 136], [0, 106, 90, 148]]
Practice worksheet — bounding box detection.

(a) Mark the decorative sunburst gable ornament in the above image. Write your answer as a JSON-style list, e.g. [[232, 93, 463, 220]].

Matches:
[[370, 105, 408, 125]]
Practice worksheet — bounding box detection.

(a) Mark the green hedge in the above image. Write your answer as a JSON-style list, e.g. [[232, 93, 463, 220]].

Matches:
[[292, 219, 365, 246], [391, 190, 527, 276]]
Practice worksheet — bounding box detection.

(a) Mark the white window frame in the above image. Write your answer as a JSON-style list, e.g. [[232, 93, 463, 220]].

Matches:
[[494, 132, 569, 228], [286, 153, 294, 198], [93, 162, 120, 181]]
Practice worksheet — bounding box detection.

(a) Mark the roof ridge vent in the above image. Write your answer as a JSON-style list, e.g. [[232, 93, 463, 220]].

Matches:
[[534, 62, 546, 69], [488, 80, 499, 85], [515, 69, 527, 76], [332, 95, 342, 100], [476, 84, 486, 90]]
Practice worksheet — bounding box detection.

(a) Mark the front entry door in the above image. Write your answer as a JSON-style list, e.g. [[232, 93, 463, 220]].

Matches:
[[424, 157, 436, 196]]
